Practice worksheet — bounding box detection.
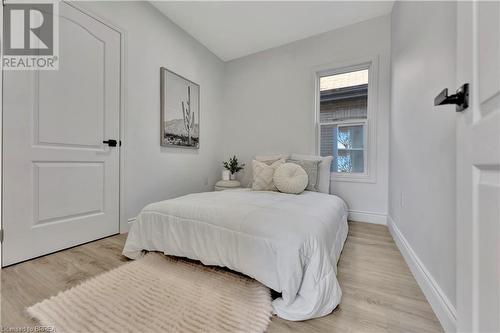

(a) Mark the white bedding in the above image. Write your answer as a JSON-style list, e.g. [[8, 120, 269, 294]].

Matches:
[[122, 189, 348, 321]]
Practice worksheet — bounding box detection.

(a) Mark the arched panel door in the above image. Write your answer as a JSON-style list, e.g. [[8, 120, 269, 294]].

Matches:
[[3, 2, 121, 266]]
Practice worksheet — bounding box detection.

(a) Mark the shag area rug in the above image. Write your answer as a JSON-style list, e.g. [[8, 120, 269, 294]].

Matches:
[[27, 253, 272, 333]]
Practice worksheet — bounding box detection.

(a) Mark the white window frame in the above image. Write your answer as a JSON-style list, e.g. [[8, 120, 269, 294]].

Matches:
[[314, 56, 378, 183]]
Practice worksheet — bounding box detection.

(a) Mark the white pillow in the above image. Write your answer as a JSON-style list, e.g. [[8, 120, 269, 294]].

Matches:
[[273, 163, 308, 194], [240, 154, 289, 187], [239, 153, 290, 187], [290, 154, 333, 194], [251, 159, 285, 191]]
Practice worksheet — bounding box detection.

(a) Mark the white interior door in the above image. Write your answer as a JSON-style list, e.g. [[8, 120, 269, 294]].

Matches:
[[456, 2, 500, 332], [2, 2, 121, 266]]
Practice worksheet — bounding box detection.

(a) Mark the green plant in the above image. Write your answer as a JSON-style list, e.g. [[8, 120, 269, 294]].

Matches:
[[223, 155, 245, 175]]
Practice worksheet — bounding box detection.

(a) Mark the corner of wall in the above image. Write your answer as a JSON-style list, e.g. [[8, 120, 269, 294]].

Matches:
[[387, 216, 457, 333], [0, 0, 3, 268]]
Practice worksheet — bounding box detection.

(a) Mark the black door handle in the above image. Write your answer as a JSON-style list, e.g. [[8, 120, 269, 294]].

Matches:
[[103, 139, 118, 147], [434, 83, 469, 112]]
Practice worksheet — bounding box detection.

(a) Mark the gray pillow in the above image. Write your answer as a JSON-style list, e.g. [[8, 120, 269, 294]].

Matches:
[[286, 159, 320, 192]]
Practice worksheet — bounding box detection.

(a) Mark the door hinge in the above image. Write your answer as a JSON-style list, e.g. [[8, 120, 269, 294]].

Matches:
[[0, 230, 3, 243]]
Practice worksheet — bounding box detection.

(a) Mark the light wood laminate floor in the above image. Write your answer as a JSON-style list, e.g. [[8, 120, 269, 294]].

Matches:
[[1, 222, 443, 332]]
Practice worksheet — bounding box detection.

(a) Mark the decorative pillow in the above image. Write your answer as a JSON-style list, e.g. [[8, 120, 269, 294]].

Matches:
[[273, 163, 308, 194], [251, 159, 285, 191], [286, 159, 320, 191], [261, 159, 280, 166], [290, 154, 333, 194], [241, 154, 290, 188]]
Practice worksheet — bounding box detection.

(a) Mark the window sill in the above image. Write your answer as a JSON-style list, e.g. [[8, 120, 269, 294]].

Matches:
[[330, 172, 376, 184]]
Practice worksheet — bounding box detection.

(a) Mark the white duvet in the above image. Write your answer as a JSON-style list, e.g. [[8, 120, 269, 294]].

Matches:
[[122, 189, 348, 321]]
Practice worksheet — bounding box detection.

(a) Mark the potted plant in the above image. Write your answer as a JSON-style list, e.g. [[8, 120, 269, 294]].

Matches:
[[223, 156, 245, 181]]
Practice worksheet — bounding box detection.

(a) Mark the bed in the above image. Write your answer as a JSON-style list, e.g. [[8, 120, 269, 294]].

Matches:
[[122, 189, 348, 321]]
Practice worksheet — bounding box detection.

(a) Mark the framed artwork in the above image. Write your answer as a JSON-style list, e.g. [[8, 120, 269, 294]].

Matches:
[[160, 67, 200, 148]]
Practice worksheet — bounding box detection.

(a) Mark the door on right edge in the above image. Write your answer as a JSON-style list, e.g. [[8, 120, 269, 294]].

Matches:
[[456, 1, 500, 332]]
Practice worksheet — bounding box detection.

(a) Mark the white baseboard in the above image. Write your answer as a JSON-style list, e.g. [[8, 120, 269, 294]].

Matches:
[[348, 210, 387, 225], [387, 216, 457, 333], [119, 218, 136, 234]]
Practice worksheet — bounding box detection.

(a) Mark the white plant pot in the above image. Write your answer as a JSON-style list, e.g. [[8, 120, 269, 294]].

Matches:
[[230, 173, 236, 180], [222, 170, 231, 181]]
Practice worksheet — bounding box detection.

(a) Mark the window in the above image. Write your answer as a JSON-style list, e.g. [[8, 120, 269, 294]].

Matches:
[[317, 66, 371, 177], [333, 124, 365, 173]]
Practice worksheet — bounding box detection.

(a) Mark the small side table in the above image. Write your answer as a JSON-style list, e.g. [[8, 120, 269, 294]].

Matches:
[[215, 180, 242, 191]]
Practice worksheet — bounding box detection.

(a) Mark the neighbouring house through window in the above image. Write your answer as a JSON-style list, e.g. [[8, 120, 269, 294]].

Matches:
[[318, 67, 369, 175]]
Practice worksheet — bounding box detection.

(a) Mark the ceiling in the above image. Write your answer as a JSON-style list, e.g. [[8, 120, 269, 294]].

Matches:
[[151, 1, 394, 61]]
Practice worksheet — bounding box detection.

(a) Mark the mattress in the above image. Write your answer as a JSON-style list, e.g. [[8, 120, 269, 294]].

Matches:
[[122, 189, 348, 321]]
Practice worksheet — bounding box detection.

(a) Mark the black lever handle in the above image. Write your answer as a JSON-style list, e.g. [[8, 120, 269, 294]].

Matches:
[[103, 139, 118, 147], [434, 83, 469, 112]]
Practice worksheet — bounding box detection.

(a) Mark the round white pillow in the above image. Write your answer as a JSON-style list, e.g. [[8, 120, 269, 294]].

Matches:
[[273, 163, 308, 194]]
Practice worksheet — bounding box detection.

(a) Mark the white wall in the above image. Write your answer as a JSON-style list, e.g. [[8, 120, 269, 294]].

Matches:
[[389, 1, 457, 330], [75, 1, 225, 231], [0, 3, 3, 262], [222, 15, 391, 222]]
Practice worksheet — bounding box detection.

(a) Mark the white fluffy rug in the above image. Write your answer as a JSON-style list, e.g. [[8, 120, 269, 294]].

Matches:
[[27, 253, 272, 333]]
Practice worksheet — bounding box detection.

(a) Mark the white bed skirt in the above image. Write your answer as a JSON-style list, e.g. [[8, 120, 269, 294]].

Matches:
[[123, 189, 348, 321]]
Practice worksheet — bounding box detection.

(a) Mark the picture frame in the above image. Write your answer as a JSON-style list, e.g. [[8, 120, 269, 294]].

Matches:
[[160, 67, 200, 148]]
